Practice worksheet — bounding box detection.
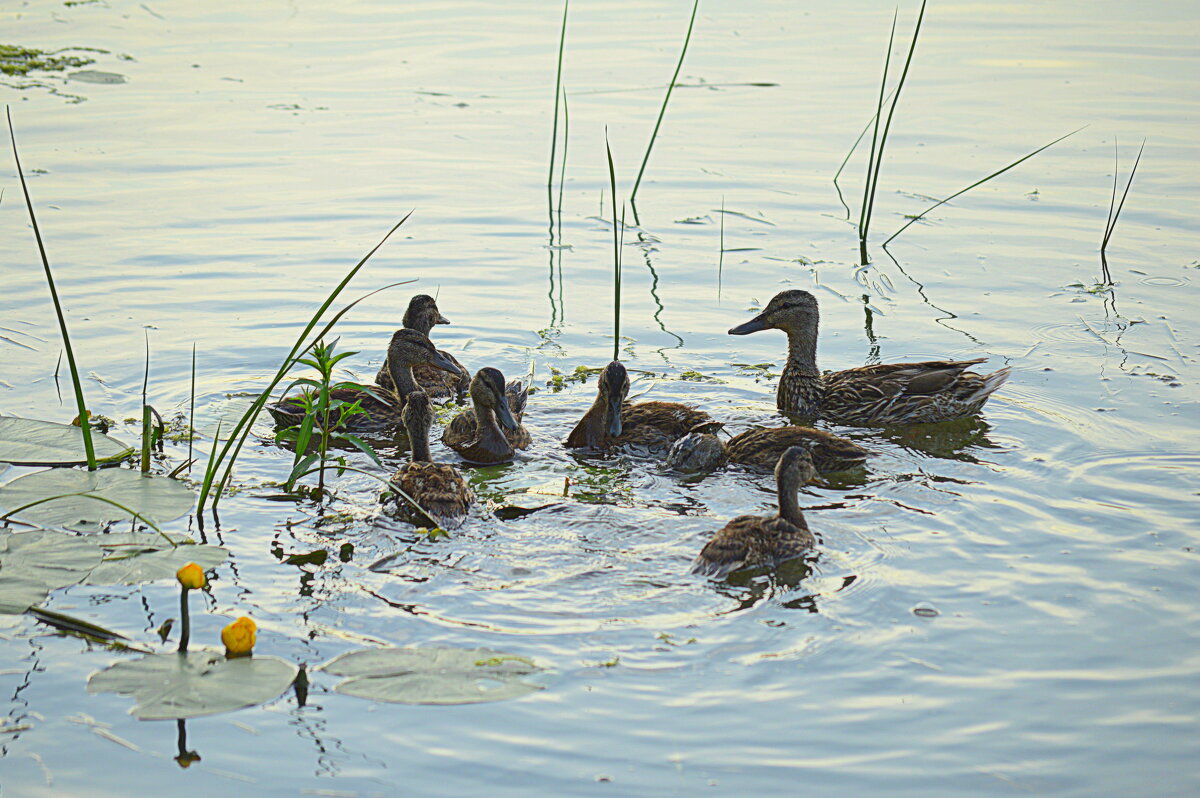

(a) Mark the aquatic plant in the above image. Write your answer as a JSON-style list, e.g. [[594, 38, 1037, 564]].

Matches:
[[273, 338, 384, 498], [1099, 138, 1145, 284], [629, 0, 700, 217], [606, 132, 625, 362]]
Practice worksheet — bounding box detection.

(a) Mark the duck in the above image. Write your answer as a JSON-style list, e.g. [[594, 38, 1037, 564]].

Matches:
[[729, 289, 1011, 425], [565, 361, 717, 451], [441, 367, 530, 464], [388, 391, 473, 526], [667, 423, 868, 475], [691, 446, 818, 578], [375, 295, 470, 402], [267, 329, 461, 432]]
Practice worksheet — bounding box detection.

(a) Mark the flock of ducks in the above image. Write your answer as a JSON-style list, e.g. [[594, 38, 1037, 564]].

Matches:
[[269, 291, 1011, 579]]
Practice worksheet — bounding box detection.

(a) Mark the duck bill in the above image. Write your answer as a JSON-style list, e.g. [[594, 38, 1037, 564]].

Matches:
[[429, 349, 460, 375], [435, 313, 451, 325], [495, 396, 520, 431], [728, 314, 769, 335], [607, 396, 623, 438]]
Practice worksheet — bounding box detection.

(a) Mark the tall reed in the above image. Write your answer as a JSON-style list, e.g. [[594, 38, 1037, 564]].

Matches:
[[629, 0, 700, 216], [606, 131, 624, 362], [7, 107, 97, 469], [1099, 138, 1145, 284]]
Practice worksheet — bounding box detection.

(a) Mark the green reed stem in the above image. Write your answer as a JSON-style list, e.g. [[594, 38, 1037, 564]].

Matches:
[[857, 8, 896, 257], [1100, 138, 1144, 253], [606, 131, 622, 362], [548, 0, 569, 191], [882, 126, 1083, 247], [7, 106, 96, 469], [629, 0, 699, 211], [187, 343, 196, 472]]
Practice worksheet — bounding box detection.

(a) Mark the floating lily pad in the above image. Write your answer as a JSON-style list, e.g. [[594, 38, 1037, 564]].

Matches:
[[0, 468, 195, 531], [68, 69, 126, 84], [321, 647, 544, 705], [84, 539, 227, 586], [88, 651, 298, 720], [0, 416, 132, 466], [0, 530, 104, 613]]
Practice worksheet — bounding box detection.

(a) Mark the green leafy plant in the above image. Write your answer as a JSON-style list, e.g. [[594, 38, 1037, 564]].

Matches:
[[273, 338, 384, 498]]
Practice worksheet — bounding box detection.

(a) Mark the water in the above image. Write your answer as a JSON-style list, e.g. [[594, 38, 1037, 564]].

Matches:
[[2, 0, 1199, 793]]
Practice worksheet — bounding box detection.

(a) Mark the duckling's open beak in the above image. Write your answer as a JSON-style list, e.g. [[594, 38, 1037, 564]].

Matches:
[[728, 313, 769, 335], [429, 349, 460, 375], [607, 395, 623, 438], [495, 394, 519, 431], [435, 312, 451, 325]]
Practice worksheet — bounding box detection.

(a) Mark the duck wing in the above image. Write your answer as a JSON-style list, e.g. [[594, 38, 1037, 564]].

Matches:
[[823, 359, 1009, 425], [726, 426, 867, 473]]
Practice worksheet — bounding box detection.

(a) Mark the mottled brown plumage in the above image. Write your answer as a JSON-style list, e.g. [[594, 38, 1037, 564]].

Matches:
[[442, 368, 529, 464], [389, 392, 473, 526], [565, 361, 718, 451], [667, 423, 867, 475], [375, 295, 470, 402], [691, 447, 818, 579], [267, 329, 460, 432], [729, 290, 1011, 425]]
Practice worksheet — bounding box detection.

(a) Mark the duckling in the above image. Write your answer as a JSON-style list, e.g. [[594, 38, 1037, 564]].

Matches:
[[565, 361, 717, 451], [729, 289, 1011, 425], [442, 367, 530, 464], [388, 392, 473, 526], [667, 423, 868, 476], [375, 295, 470, 401], [267, 329, 461, 432], [691, 446, 818, 578]]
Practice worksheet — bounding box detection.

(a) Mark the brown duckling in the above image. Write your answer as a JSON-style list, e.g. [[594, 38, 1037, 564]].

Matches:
[[267, 329, 460, 432], [375, 295, 470, 402], [666, 424, 868, 475], [442, 367, 530, 464], [565, 361, 717, 451], [729, 290, 1011, 425], [691, 446, 818, 578], [388, 392, 473, 526]]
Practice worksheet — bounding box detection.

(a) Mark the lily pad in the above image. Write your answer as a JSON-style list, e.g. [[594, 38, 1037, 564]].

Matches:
[[0, 468, 195, 531], [321, 647, 544, 705], [0, 530, 105, 613], [0, 416, 132, 467], [84, 539, 227, 586], [88, 651, 298, 720]]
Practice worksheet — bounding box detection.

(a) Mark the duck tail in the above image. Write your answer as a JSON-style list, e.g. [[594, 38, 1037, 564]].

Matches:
[[505, 379, 529, 418], [967, 366, 1012, 405]]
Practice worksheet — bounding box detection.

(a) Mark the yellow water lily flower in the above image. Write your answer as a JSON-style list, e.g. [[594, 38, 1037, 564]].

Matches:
[[175, 562, 207, 590], [221, 617, 257, 658]]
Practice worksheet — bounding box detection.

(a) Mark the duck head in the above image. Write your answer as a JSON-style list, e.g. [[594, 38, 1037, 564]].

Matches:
[[470, 367, 519, 431], [776, 445, 818, 485], [728, 290, 819, 336], [597, 360, 630, 438], [403, 294, 451, 335]]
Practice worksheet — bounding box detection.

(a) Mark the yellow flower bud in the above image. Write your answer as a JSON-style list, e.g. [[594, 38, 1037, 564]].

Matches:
[[221, 617, 257, 658], [175, 562, 207, 590]]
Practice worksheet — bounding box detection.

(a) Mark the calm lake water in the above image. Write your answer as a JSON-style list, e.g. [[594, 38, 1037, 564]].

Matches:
[[2, 0, 1199, 794]]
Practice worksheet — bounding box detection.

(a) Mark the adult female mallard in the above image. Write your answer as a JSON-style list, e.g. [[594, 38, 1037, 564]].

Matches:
[[729, 289, 1011, 425], [442, 367, 530, 464], [565, 361, 717, 451], [691, 446, 818, 578], [388, 392, 473, 526], [375, 295, 470, 401], [267, 329, 460, 432], [666, 424, 868, 475]]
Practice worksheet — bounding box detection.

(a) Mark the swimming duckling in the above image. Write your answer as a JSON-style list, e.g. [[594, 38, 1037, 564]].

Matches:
[[268, 329, 460, 432], [729, 290, 1011, 425], [565, 361, 717, 451], [375, 295, 470, 401], [442, 367, 530, 464], [388, 392, 473, 526], [667, 424, 868, 475], [691, 446, 818, 578]]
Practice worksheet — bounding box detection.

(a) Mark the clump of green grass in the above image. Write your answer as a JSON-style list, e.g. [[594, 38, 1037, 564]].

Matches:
[[7, 106, 97, 469]]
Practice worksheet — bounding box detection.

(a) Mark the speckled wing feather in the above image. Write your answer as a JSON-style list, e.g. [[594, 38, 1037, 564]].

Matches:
[[821, 359, 1010, 425], [617, 401, 715, 449], [391, 461, 473, 526], [726, 426, 867, 473], [691, 515, 813, 579], [376, 349, 469, 401]]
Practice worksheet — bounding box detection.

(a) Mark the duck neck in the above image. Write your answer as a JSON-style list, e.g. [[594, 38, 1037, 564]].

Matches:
[[407, 418, 432, 463], [405, 315, 434, 337], [387, 359, 419, 399], [783, 327, 819, 377], [474, 400, 501, 438], [776, 470, 808, 528]]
